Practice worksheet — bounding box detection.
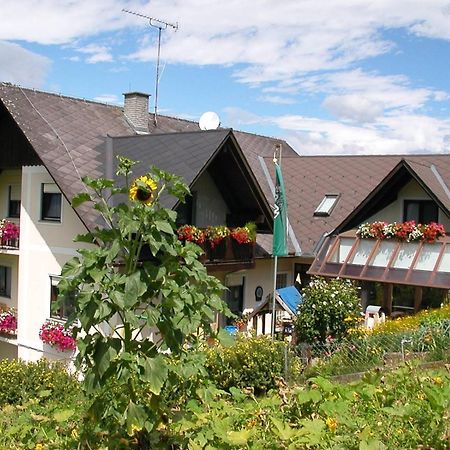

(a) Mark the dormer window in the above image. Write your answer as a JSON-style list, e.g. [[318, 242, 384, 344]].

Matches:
[[314, 194, 340, 216]]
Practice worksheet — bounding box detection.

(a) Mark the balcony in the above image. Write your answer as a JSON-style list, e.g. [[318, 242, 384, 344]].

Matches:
[[178, 225, 256, 272]]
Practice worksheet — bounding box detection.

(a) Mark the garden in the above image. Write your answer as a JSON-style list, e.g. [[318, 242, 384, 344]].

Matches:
[[1, 159, 449, 449]]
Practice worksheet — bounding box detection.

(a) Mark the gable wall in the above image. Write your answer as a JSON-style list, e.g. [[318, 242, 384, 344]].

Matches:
[[365, 179, 450, 229], [191, 172, 229, 227]]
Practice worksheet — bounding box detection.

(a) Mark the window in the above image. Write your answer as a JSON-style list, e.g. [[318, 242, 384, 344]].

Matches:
[[176, 191, 197, 227], [314, 194, 339, 216], [8, 185, 21, 218], [225, 284, 243, 325], [404, 200, 438, 224], [0, 266, 11, 298], [41, 183, 62, 221], [50, 276, 76, 320], [276, 273, 288, 289]]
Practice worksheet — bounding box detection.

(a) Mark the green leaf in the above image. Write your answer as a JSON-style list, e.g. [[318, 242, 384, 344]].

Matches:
[[360, 440, 386, 450], [93, 339, 119, 378], [126, 401, 147, 435], [124, 272, 147, 307], [154, 220, 174, 234], [224, 430, 253, 446], [140, 355, 168, 394], [271, 417, 297, 441], [53, 409, 75, 423], [216, 329, 235, 347], [72, 192, 91, 207]]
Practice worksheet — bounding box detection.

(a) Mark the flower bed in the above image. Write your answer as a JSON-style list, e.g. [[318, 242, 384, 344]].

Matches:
[[39, 320, 76, 352], [357, 221, 446, 243], [0, 308, 17, 335]]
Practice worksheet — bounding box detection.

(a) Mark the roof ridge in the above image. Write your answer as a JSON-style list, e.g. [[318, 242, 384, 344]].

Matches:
[[111, 128, 231, 139], [0, 81, 123, 110]]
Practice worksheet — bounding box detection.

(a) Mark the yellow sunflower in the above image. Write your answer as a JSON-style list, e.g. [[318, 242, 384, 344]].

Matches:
[[129, 175, 157, 205]]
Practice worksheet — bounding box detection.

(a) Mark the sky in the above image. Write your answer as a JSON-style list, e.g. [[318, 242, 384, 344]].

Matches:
[[1, 0, 450, 155]]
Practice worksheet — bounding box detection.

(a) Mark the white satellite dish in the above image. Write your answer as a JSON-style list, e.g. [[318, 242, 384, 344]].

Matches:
[[199, 111, 220, 130]]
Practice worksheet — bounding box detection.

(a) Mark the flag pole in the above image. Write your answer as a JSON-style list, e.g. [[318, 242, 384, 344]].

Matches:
[[271, 143, 283, 338], [271, 254, 278, 338]]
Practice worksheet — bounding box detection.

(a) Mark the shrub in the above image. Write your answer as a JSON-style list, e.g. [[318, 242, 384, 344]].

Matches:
[[295, 277, 361, 344], [0, 358, 80, 406], [205, 335, 301, 394]]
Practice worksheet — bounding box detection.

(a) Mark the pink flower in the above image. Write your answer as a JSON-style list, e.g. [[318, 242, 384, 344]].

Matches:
[[39, 320, 76, 351]]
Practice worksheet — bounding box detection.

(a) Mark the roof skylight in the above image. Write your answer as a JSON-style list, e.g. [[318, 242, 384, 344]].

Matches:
[[314, 194, 339, 216]]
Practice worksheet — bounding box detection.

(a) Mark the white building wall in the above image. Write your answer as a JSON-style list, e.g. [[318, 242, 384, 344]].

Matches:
[[365, 179, 450, 229], [17, 166, 90, 361]]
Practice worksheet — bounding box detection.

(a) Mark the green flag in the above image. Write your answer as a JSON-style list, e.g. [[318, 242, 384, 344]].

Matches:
[[273, 162, 288, 256]]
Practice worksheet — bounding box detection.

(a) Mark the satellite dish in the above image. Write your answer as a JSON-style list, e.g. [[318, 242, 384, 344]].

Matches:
[[199, 111, 220, 130]]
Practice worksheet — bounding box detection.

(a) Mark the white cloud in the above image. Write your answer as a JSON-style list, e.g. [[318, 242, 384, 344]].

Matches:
[[93, 94, 120, 104], [76, 44, 113, 63], [322, 95, 384, 123], [258, 95, 296, 105], [0, 41, 50, 87]]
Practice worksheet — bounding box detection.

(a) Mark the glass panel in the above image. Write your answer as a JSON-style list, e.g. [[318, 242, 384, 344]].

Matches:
[[350, 239, 374, 265], [422, 202, 438, 223], [415, 243, 441, 271], [42, 193, 62, 220], [438, 246, 450, 273], [393, 243, 417, 269], [315, 195, 338, 215], [338, 238, 354, 263], [404, 202, 419, 222], [372, 241, 396, 267]]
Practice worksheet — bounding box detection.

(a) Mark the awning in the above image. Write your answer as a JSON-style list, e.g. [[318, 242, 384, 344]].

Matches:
[[248, 285, 303, 319], [308, 230, 450, 289]]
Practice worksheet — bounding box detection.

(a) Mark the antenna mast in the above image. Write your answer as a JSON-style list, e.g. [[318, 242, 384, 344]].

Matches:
[[123, 9, 178, 126]]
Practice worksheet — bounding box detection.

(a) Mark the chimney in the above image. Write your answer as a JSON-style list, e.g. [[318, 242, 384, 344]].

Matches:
[[123, 91, 150, 133]]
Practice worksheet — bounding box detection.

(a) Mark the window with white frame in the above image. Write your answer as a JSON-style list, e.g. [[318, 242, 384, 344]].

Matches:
[[0, 266, 11, 298], [8, 185, 21, 218], [314, 194, 340, 216], [41, 183, 62, 222], [50, 275, 76, 320]]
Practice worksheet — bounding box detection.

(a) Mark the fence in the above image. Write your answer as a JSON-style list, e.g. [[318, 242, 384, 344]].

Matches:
[[288, 320, 450, 379]]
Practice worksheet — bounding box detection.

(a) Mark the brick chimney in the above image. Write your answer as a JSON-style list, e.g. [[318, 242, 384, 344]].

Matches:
[[123, 92, 150, 133]]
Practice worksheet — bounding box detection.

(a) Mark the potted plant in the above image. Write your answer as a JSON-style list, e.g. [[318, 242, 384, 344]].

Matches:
[[205, 225, 230, 260], [230, 222, 256, 260], [39, 319, 76, 352], [177, 225, 206, 245], [0, 307, 17, 336]]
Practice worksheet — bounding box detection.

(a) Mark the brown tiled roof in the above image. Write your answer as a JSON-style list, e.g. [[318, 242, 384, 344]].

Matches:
[[262, 154, 450, 255], [1, 83, 448, 257], [0, 83, 292, 231]]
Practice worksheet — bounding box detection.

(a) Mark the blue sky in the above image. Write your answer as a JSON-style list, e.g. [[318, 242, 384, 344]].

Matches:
[[1, 0, 450, 155]]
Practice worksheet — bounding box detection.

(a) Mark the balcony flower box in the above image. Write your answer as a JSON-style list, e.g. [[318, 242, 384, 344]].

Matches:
[[39, 319, 76, 352], [0, 307, 17, 336], [357, 221, 446, 243], [0, 220, 19, 248]]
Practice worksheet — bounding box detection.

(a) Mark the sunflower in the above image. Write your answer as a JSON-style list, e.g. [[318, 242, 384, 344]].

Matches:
[[129, 175, 157, 205]]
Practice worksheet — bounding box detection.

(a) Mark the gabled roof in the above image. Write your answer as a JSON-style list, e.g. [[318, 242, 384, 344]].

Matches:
[[111, 129, 273, 229], [336, 157, 450, 233], [261, 153, 450, 255], [0, 82, 295, 233]]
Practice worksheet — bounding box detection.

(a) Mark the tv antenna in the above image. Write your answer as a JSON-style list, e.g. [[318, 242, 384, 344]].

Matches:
[[123, 8, 178, 126]]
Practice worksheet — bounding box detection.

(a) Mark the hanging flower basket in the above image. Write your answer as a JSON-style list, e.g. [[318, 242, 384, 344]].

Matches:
[[39, 319, 76, 352]]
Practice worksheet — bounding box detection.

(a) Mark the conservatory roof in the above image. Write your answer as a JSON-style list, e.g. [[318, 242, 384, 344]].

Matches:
[[308, 230, 450, 289]]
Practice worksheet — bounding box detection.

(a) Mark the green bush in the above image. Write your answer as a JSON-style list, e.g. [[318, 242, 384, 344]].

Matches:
[[205, 335, 301, 394], [295, 277, 361, 344], [0, 358, 80, 406], [168, 365, 450, 449]]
